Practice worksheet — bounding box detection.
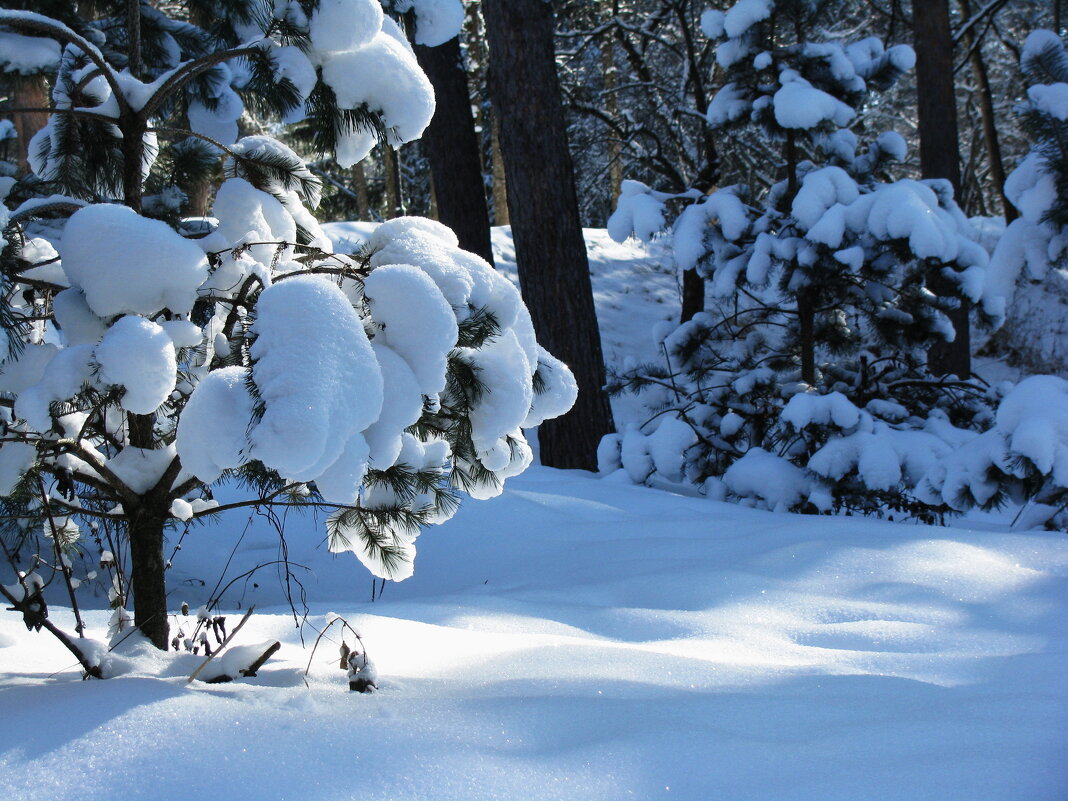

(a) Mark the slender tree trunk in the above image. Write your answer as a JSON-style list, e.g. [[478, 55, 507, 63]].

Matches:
[[490, 111, 509, 226], [482, 0, 615, 471], [797, 291, 816, 385], [601, 29, 623, 205], [913, 0, 970, 378], [9, 75, 49, 175], [957, 0, 1017, 223], [412, 34, 495, 264], [383, 146, 403, 218], [127, 509, 169, 650], [352, 161, 370, 219]]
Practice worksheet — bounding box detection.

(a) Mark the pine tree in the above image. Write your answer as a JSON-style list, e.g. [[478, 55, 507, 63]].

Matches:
[[0, 0, 577, 665], [603, 0, 999, 517]]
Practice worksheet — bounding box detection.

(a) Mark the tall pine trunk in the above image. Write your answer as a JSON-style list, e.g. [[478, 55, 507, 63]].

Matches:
[[957, 0, 1017, 224], [413, 35, 494, 264], [482, 0, 615, 471], [914, 0, 971, 378]]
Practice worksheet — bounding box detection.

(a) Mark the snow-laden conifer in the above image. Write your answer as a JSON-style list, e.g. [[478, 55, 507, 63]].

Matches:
[[0, 0, 574, 664], [603, 0, 1000, 519]]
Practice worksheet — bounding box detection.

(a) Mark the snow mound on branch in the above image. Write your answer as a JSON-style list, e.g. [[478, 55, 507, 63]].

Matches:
[[308, 0, 382, 53], [59, 204, 208, 317], [773, 70, 855, 129], [722, 0, 772, 38], [400, 0, 465, 47], [53, 289, 107, 346], [249, 276, 384, 482], [105, 445, 178, 495], [321, 30, 434, 146], [14, 345, 94, 432], [723, 447, 820, 512], [782, 392, 861, 430], [363, 343, 424, 469], [995, 375, 1068, 478], [0, 31, 61, 74], [176, 366, 256, 484], [607, 180, 666, 244], [363, 263, 457, 395], [95, 316, 177, 415], [525, 348, 579, 429]]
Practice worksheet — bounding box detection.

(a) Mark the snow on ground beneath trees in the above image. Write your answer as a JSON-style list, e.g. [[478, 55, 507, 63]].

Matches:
[[1, 467, 1067, 801], [2, 224, 1066, 800]]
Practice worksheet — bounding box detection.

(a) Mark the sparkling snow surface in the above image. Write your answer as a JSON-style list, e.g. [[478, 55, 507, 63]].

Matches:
[[1, 227, 1065, 801]]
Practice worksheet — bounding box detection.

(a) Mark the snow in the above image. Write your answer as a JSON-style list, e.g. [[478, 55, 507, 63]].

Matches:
[[3, 217, 1068, 800], [95, 316, 177, 415], [320, 31, 435, 146], [363, 263, 457, 395], [0, 442, 36, 495], [773, 71, 855, 129], [0, 31, 61, 74], [722, 0, 772, 38], [105, 445, 178, 495], [59, 204, 209, 318], [1028, 83, 1068, 120], [308, 0, 382, 54], [781, 391, 861, 429], [723, 446, 815, 510], [249, 276, 383, 483], [606, 180, 665, 244], [176, 368, 256, 484], [399, 0, 465, 47], [14, 344, 94, 432]]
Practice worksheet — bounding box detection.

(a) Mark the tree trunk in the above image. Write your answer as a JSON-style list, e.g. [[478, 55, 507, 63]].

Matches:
[[681, 267, 704, 323], [127, 509, 169, 650], [383, 145, 403, 218], [797, 290, 816, 386], [490, 111, 509, 226], [352, 161, 371, 219], [9, 75, 49, 175], [957, 0, 1016, 223], [913, 0, 970, 378], [482, 0, 615, 471], [413, 35, 495, 264]]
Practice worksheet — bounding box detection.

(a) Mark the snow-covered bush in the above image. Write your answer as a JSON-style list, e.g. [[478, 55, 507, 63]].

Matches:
[[0, 0, 575, 668], [602, 0, 1000, 518]]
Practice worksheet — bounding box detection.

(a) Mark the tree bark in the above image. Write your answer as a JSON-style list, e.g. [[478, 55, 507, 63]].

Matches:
[[9, 75, 49, 175], [482, 0, 615, 471], [680, 267, 704, 323], [490, 111, 509, 226], [127, 509, 169, 649], [383, 145, 403, 219], [957, 0, 1017, 224], [413, 35, 495, 264], [913, 0, 970, 378]]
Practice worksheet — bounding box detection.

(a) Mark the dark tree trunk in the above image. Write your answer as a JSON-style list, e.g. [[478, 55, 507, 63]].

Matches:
[[127, 509, 169, 649], [797, 290, 816, 386], [482, 0, 615, 471], [913, 0, 970, 379], [412, 35, 494, 264], [681, 267, 704, 323]]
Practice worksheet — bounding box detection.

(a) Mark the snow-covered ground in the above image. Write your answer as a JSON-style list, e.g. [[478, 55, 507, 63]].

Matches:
[[2, 227, 1067, 800]]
